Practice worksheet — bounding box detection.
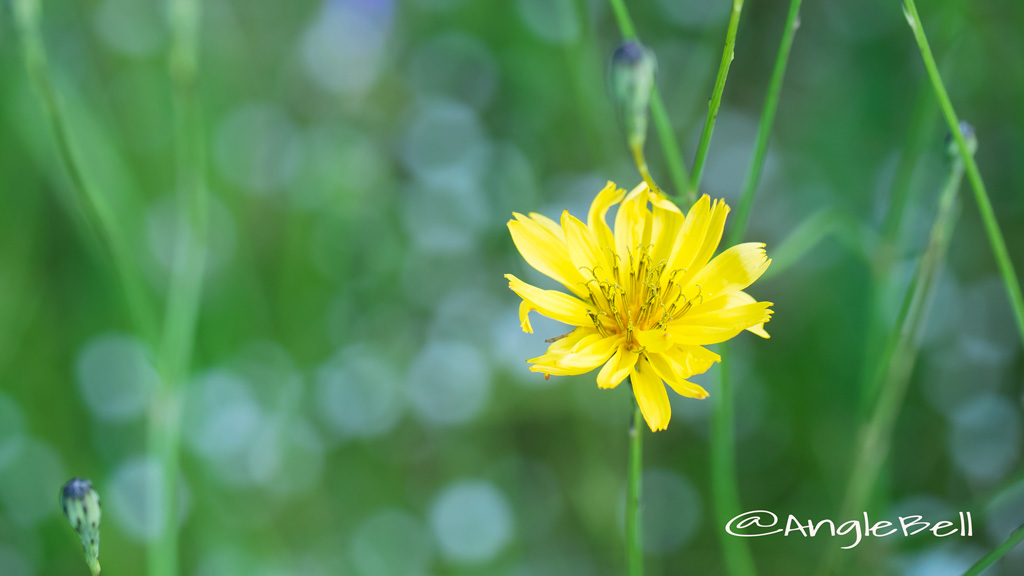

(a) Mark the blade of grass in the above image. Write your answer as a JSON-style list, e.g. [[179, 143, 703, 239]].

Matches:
[[711, 3, 803, 576], [903, 0, 1024, 345], [689, 0, 744, 196], [148, 2, 207, 576], [608, 0, 691, 203], [11, 0, 156, 341], [820, 150, 967, 576], [962, 523, 1024, 576]]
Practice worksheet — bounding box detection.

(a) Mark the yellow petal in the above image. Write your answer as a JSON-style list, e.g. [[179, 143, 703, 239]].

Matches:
[[647, 187, 682, 214], [631, 356, 671, 432], [518, 300, 534, 333], [686, 242, 771, 301], [650, 204, 684, 265], [614, 187, 647, 282], [528, 211, 564, 240], [506, 274, 594, 328], [588, 182, 625, 255], [693, 290, 771, 338], [665, 378, 709, 399], [634, 329, 674, 354], [509, 214, 587, 298], [562, 211, 612, 282], [531, 334, 621, 375], [670, 197, 730, 289], [662, 195, 709, 287], [645, 352, 710, 399], [672, 345, 721, 375], [688, 199, 730, 276], [527, 329, 596, 374], [597, 345, 638, 389], [668, 301, 774, 345]]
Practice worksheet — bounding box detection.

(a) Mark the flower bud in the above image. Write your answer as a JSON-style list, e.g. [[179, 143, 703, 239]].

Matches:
[[946, 120, 977, 159], [609, 41, 658, 150], [60, 478, 102, 575]]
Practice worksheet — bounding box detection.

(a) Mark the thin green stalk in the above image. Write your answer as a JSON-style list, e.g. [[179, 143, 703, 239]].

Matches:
[[626, 400, 644, 576], [149, 2, 207, 576], [962, 523, 1024, 576], [12, 0, 156, 341], [711, 5, 802, 575], [689, 0, 744, 196], [903, 0, 1024, 345], [728, 0, 802, 245], [608, 0, 692, 203], [820, 155, 966, 576], [711, 352, 757, 576]]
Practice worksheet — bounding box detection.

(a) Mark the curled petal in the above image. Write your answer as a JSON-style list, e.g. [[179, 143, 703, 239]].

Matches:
[[588, 182, 625, 254], [506, 274, 595, 329]]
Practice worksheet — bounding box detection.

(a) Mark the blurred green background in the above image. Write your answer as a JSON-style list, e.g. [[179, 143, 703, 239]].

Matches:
[[1, 0, 1023, 574]]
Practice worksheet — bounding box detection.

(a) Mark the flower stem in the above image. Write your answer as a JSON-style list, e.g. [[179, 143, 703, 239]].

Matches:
[[11, 0, 156, 342], [727, 0, 802, 245], [626, 400, 644, 576], [149, 2, 207, 576], [711, 4, 802, 575], [711, 351, 757, 576], [902, 0, 1024, 345], [689, 0, 744, 196], [820, 148, 967, 576], [962, 523, 1024, 576], [607, 0, 692, 203]]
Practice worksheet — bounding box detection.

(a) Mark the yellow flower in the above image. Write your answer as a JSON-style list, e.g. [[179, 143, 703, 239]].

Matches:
[[505, 181, 773, 432]]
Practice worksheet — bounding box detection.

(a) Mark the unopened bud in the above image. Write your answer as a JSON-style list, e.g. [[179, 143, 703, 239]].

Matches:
[[946, 120, 977, 159], [60, 478, 102, 576], [609, 41, 658, 150]]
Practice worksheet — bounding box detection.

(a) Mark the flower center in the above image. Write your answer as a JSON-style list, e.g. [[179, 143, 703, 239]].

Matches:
[[581, 244, 698, 350]]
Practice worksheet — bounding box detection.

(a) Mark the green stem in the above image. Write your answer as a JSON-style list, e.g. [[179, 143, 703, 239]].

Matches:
[[711, 5, 802, 575], [11, 0, 156, 342], [689, 0, 744, 196], [149, 2, 207, 576], [626, 400, 644, 576], [608, 0, 692, 204], [962, 523, 1024, 576], [727, 0, 802, 245], [821, 153, 966, 576], [903, 0, 1024, 345], [711, 350, 757, 576]]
